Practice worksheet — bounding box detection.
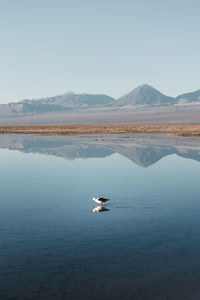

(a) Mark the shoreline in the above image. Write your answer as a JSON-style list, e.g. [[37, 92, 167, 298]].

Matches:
[[0, 124, 200, 136]]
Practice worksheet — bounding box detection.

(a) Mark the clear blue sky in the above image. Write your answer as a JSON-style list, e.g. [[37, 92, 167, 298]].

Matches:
[[0, 0, 200, 103]]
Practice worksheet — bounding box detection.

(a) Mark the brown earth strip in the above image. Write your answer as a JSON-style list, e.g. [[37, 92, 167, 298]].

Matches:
[[0, 125, 200, 135]]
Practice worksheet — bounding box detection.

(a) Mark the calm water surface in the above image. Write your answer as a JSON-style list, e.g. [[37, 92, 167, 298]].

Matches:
[[1, 134, 200, 300]]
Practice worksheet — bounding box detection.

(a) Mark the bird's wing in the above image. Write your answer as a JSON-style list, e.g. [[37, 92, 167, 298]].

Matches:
[[99, 197, 109, 202]]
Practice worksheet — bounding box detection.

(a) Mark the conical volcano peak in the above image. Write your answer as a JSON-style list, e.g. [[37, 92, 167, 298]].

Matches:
[[134, 84, 159, 92], [137, 83, 152, 88], [116, 84, 175, 107]]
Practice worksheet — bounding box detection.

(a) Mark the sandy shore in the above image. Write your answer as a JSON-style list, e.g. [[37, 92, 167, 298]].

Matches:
[[0, 124, 200, 135]]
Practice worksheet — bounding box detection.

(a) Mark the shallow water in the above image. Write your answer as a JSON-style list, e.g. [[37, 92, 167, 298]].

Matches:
[[1, 134, 200, 299]]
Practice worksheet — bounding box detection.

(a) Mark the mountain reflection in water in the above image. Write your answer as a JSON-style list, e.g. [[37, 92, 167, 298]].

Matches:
[[0, 133, 200, 167]]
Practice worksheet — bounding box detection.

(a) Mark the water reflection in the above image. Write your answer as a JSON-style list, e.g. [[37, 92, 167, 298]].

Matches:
[[0, 133, 200, 167], [93, 206, 110, 212], [1, 135, 200, 299]]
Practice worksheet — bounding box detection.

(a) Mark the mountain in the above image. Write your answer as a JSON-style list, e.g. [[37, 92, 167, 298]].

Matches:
[[176, 89, 200, 104], [114, 84, 176, 107], [1, 85, 200, 119], [0, 92, 115, 116]]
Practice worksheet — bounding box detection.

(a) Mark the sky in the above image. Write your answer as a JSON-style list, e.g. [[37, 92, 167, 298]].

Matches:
[[0, 0, 200, 103]]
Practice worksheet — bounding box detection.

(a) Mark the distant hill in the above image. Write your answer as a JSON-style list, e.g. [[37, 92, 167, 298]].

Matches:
[[114, 84, 176, 107], [0, 92, 116, 116], [176, 89, 200, 105]]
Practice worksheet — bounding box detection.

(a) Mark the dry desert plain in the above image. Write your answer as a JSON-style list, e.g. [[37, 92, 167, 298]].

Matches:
[[0, 124, 200, 136]]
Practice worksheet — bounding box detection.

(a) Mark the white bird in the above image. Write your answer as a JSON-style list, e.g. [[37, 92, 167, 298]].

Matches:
[[92, 197, 110, 205]]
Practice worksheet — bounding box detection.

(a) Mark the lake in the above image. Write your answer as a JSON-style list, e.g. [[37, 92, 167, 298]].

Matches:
[[1, 134, 200, 300]]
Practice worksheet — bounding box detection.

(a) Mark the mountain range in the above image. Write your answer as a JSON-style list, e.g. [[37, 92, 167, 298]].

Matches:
[[1, 84, 200, 117]]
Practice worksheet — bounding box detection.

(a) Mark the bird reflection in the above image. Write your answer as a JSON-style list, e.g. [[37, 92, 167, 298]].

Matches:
[[93, 206, 110, 213]]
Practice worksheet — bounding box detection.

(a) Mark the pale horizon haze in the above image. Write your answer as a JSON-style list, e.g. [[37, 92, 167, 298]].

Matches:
[[0, 0, 200, 103]]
